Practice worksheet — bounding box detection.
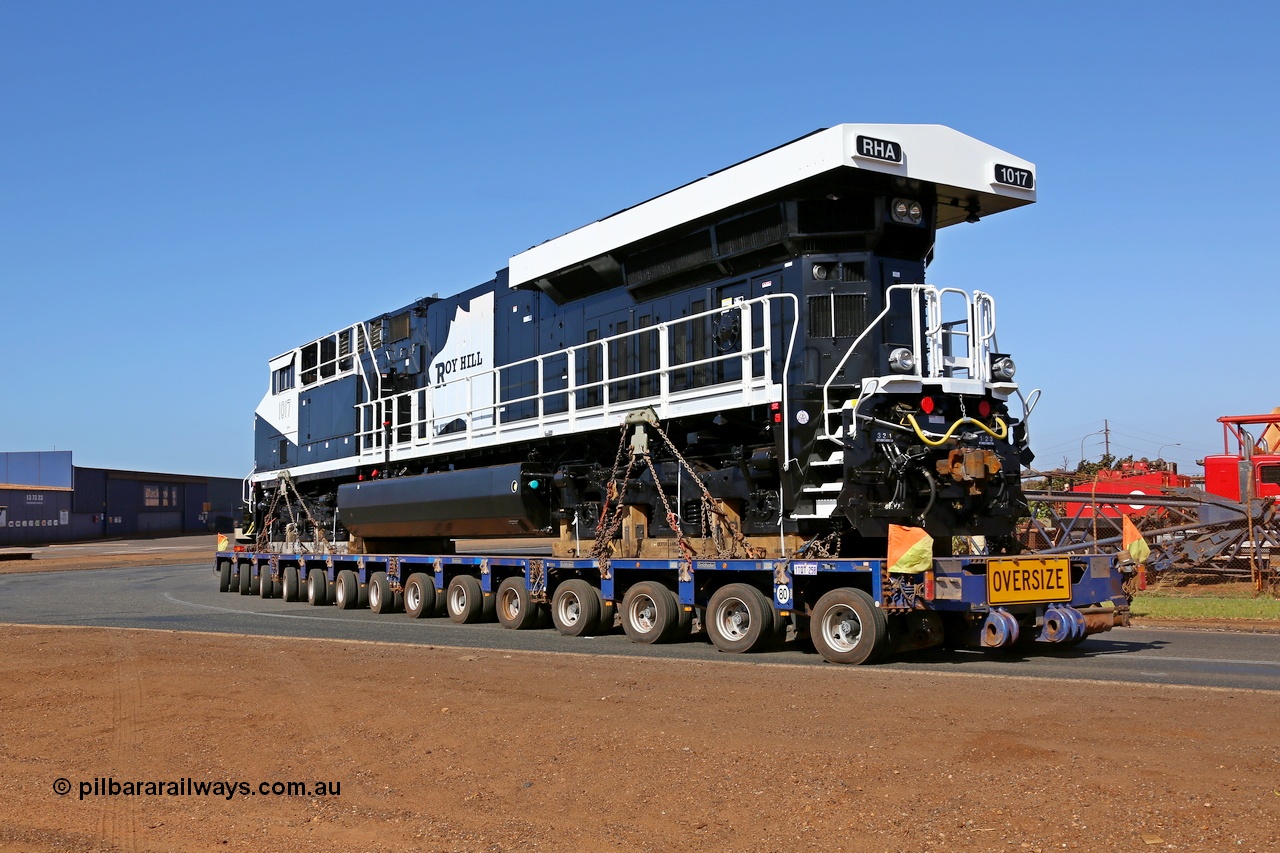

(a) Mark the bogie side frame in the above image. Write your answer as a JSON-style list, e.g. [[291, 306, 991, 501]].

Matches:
[[213, 548, 1128, 664]]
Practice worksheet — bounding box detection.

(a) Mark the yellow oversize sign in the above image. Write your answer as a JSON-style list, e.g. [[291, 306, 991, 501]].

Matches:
[[986, 557, 1072, 606]]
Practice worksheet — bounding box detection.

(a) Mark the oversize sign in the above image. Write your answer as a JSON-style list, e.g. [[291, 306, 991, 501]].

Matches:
[[986, 557, 1072, 605]]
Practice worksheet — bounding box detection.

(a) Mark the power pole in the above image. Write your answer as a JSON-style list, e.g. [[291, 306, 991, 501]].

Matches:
[[1104, 419, 1110, 457]]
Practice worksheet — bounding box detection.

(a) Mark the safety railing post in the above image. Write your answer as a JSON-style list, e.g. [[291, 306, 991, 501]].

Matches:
[[658, 326, 670, 412]]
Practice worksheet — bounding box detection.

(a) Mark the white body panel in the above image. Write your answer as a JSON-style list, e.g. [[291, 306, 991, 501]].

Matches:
[[508, 124, 1035, 288], [426, 291, 496, 433], [256, 352, 299, 441]]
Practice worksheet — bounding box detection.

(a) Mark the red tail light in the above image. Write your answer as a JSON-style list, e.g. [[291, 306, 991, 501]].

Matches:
[[920, 396, 936, 414], [978, 399, 991, 417]]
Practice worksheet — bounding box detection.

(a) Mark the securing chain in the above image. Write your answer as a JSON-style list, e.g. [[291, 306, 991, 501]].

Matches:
[[773, 530, 842, 590], [254, 487, 283, 553], [528, 558, 547, 603], [589, 426, 637, 568], [640, 449, 696, 581], [649, 421, 762, 560], [256, 471, 334, 555], [586, 415, 765, 567]]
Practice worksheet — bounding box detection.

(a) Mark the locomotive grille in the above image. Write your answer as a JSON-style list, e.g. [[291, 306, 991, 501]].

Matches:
[[626, 232, 715, 287], [716, 206, 786, 256], [809, 293, 868, 338], [840, 261, 867, 282], [338, 329, 354, 370], [389, 311, 411, 342]]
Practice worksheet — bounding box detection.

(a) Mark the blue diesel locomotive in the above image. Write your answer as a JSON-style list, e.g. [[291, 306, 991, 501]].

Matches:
[[248, 124, 1039, 560]]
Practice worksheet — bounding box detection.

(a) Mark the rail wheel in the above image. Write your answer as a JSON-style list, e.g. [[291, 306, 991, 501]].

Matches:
[[335, 570, 360, 610], [282, 566, 300, 602], [369, 571, 397, 614], [810, 587, 889, 665], [446, 575, 491, 624], [706, 583, 775, 653], [620, 581, 681, 645], [404, 573, 436, 618], [217, 560, 231, 593], [307, 571, 329, 606], [550, 579, 601, 637], [496, 576, 540, 630]]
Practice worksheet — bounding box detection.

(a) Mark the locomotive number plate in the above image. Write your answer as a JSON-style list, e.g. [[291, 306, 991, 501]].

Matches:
[[993, 163, 1035, 190], [986, 557, 1071, 605]]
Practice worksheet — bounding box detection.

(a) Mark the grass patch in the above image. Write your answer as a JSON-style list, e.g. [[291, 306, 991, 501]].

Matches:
[[1131, 583, 1280, 621]]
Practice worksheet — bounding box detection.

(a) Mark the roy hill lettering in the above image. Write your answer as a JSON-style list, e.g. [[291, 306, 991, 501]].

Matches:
[[434, 351, 484, 385]]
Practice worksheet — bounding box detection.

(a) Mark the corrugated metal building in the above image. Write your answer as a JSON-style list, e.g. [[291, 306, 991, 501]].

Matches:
[[0, 451, 241, 546]]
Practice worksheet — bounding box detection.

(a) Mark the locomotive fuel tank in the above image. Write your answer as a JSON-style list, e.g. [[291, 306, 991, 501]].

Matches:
[[337, 463, 551, 540]]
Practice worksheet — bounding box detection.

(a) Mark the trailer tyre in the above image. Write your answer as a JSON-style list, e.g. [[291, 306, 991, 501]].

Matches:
[[369, 571, 396, 614], [307, 571, 329, 606], [551, 579, 601, 637], [621, 581, 681, 645], [447, 575, 489, 624], [282, 566, 300, 602], [335, 570, 360, 610], [496, 576, 540, 630], [259, 570, 275, 599], [706, 583, 774, 654], [238, 564, 253, 595], [404, 573, 436, 618], [810, 587, 889, 665], [217, 560, 231, 593]]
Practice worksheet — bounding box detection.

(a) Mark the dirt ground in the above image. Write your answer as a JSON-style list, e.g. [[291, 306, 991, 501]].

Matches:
[[0, 536, 216, 574], [1, 540, 1279, 851]]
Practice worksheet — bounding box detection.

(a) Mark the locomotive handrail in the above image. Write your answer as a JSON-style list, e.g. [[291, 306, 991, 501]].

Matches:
[[820, 284, 1006, 442], [923, 287, 971, 379], [353, 293, 799, 467], [819, 283, 925, 439]]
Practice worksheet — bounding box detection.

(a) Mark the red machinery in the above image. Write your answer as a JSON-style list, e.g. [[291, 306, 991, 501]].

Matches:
[[1069, 460, 1191, 519], [1022, 410, 1280, 583], [1202, 411, 1280, 501]]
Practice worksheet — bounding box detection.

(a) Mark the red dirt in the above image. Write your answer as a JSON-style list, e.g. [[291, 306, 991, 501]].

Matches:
[[2, 543, 1279, 851]]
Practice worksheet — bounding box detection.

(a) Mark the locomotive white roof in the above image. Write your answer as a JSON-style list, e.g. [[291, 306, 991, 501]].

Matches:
[[508, 123, 1035, 288]]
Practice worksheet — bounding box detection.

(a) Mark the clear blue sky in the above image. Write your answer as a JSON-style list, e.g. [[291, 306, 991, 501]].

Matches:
[[2, 2, 1276, 478]]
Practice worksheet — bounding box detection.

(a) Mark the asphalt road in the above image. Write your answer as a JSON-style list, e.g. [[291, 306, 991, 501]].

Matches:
[[2, 562, 1278, 691]]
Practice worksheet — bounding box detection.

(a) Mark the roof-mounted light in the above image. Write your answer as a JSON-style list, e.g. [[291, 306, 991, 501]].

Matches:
[[891, 197, 924, 225]]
